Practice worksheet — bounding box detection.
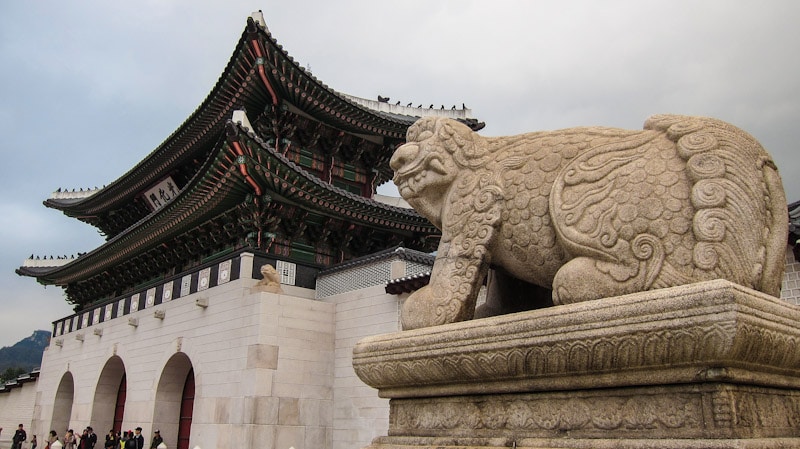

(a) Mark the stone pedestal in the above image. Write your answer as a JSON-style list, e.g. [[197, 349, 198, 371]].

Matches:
[[353, 280, 800, 448]]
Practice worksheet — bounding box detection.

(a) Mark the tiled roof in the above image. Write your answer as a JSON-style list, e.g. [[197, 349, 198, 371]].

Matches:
[[44, 13, 483, 237], [319, 246, 434, 276]]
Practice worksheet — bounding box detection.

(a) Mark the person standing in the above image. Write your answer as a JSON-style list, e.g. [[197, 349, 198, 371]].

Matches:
[[45, 430, 58, 449], [129, 428, 144, 449], [78, 429, 90, 449], [30, 435, 38, 449], [85, 427, 98, 449], [104, 429, 119, 449], [12, 424, 27, 449], [149, 430, 162, 449], [64, 429, 77, 449]]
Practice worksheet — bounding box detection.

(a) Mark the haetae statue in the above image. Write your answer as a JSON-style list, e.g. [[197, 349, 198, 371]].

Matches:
[[390, 115, 787, 330], [254, 264, 283, 293]]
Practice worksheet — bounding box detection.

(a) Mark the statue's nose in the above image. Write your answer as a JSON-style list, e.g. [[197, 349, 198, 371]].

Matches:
[[390, 144, 419, 172]]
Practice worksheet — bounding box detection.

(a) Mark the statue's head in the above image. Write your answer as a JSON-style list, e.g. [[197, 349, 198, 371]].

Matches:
[[390, 117, 481, 226], [260, 264, 278, 278]]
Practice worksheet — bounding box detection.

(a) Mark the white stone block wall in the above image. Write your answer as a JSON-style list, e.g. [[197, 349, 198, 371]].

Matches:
[[33, 273, 333, 449], [322, 284, 402, 449], [0, 379, 37, 446]]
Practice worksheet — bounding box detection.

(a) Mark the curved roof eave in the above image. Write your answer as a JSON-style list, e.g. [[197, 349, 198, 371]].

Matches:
[[43, 29, 257, 217], [19, 141, 250, 286]]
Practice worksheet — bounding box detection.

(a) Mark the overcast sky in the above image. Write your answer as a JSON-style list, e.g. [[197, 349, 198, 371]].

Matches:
[[0, 1, 798, 347]]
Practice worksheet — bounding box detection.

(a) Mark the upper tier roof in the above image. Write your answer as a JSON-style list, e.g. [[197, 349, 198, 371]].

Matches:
[[43, 11, 483, 238]]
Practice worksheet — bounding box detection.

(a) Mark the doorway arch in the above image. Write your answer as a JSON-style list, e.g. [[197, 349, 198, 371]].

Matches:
[[51, 371, 75, 433], [90, 356, 126, 433], [152, 352, 194, 449]]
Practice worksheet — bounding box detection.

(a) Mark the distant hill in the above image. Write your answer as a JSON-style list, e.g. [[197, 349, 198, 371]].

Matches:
[[0, 330, 50, 373]]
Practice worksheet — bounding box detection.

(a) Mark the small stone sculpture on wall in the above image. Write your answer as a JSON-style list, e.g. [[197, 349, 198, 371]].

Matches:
[[254, 263, 283, 293], [390, 115, 787, 330]]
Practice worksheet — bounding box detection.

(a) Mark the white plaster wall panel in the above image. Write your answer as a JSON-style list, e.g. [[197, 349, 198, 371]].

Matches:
[[322, 284, 399, 449]]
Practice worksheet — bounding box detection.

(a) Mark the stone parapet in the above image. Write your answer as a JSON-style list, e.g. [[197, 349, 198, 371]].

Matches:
[[354, 280, 800, 448]]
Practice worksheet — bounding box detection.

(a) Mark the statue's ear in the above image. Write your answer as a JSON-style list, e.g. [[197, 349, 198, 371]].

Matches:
[[440, 120, 485, 168], [439, 122, 459, 154]]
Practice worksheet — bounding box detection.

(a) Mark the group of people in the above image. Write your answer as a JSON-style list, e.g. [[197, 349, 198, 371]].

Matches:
[[2, 425, 162, 449]]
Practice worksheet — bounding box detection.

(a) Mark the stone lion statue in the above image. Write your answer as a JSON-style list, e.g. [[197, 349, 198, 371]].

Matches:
[[390, 115, 787, 330], [254, 264, 283, 293]]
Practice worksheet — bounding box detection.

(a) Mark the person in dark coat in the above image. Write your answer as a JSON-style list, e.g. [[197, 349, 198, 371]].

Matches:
[[85, 427, 98, 449], [149, 430, 163, 449], [78, 429, 90, 449], [104, 429, 119, 449], [12, 424, 27, 449], [129, 428, 144, 449]]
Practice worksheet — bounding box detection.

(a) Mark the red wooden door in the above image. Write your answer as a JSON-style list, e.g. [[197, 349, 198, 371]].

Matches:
[[176, 368, 194, 449], [113, 374, 126, 434]]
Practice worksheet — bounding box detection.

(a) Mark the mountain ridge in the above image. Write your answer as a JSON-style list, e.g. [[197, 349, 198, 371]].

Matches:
[[0, 329, 50, 373]]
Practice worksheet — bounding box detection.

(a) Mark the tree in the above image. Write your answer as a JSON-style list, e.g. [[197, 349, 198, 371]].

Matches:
[[0, 366, 26, 383]]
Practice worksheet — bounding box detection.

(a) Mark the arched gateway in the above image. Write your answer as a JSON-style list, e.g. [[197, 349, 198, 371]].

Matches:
[[91, 356, 127, 433], [153, 353, 194, 449], [52, 371, 75, 433]]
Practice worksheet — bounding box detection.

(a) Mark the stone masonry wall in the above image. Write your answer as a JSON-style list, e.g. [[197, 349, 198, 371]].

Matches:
[[322, 284, 401, 449], [33, 267, 332, 449], [0, 379, 37, 446]]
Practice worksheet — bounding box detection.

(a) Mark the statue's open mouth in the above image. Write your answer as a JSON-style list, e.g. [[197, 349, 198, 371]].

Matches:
[[394, 155, 446, 201]]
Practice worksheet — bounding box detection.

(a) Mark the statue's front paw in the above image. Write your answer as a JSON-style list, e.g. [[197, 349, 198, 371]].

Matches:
[[401, 285, 470, 330]]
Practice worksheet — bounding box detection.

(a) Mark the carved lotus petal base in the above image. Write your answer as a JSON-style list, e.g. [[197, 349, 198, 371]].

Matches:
[[355, 280, 800, 448]]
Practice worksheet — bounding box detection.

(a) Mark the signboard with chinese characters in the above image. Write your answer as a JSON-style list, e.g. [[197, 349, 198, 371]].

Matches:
[[143, 176, 179, 211]]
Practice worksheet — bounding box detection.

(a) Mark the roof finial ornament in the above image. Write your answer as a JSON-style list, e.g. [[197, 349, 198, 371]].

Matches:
[[250, 10, 266, 30]]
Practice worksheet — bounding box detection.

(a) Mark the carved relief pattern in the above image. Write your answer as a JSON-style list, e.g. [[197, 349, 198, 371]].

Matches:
[[391, 394, 703, 434], [355, 321, 741, 388], [388, 386, 800, 437]]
